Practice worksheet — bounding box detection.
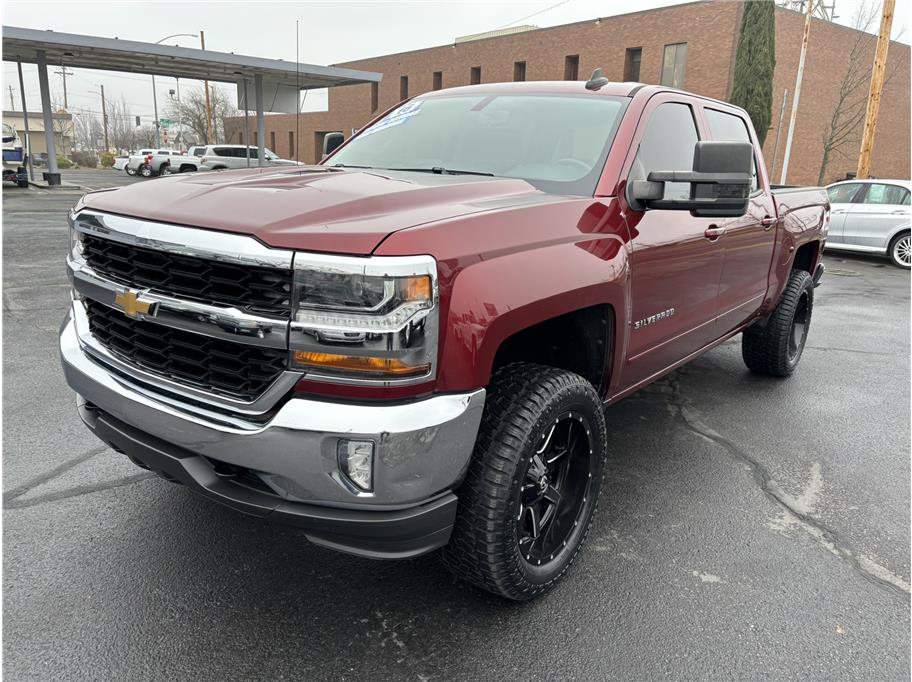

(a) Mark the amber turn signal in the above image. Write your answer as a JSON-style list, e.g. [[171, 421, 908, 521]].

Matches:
[[404, 275, 432, 302], [293, 351, 430, 377]]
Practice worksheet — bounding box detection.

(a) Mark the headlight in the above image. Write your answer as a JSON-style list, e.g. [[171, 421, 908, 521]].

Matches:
[[289, 253, 438, 385], [68, 210, 84, 259]]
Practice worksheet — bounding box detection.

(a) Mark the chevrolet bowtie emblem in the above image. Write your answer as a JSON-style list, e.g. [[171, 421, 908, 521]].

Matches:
[[114, 289, 156, 319]]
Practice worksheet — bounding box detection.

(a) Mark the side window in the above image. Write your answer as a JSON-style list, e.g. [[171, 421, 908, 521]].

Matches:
[[826, 183, 864, 204], [214, 147, 231, 157], [631, 102, 699, 201], [863, 183, 910, 206], [705, 108, 759, 192]]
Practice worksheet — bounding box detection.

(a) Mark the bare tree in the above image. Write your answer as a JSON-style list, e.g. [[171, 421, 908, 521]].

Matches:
[[817, 1, 902, 184], [107, 96, 137, 153], [72, 108, 103, 153], [165, 84, 238, 145], [135, 124, 158, 148], [49, 97, 75, 154]]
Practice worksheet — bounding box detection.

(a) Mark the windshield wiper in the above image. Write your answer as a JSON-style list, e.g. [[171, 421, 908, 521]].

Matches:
[[383, 166, 494, 177], [331, 164, 374, 169]]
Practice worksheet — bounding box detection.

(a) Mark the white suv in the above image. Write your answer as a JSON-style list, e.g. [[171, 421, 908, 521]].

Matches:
[[197, 145, 297, 171]]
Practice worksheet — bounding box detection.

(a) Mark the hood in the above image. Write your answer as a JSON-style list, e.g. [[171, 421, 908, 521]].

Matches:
[[79, 165, 548, 255]]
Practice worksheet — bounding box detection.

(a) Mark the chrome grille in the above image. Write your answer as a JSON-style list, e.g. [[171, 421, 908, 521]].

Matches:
[[82, 234, 293, 318], [85, 300, 288, 401]]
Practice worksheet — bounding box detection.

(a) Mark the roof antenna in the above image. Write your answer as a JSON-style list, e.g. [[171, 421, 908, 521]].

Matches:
[[585, 67, 610, 91]]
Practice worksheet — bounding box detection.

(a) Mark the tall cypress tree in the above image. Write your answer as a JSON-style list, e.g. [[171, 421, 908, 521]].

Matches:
[[730, 0, 776, 146]]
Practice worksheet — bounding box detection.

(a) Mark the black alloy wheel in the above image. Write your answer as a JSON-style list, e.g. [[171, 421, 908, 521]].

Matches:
[[517, 412, 594, 566]]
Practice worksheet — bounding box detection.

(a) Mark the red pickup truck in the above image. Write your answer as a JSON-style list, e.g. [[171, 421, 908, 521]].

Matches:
[[61, 77, 828, 600]]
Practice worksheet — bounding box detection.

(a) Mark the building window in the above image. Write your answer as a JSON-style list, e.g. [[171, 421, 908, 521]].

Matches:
[[623, 48, 642, 82], [661, 43, 687, 88], [433, 71, 443, 91], [400, 75, 409, 101], [513, 61, 526, 82], [470, 66, 482, 85], [371, 82, 379, 114], [270, 131, 276, 151], [288, 131, 295, 158], [564, 55, 579, 80]]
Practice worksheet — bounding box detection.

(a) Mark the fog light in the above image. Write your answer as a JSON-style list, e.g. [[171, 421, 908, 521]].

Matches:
[[338, 439, 374, 491]]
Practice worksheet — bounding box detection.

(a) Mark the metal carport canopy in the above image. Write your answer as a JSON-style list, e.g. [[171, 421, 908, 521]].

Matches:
[[2, 25, 382, 182]]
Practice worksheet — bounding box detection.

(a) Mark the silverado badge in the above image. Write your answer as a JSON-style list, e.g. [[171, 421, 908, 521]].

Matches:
[[114, 289, 157, 319], [633, 308, 675, 330]]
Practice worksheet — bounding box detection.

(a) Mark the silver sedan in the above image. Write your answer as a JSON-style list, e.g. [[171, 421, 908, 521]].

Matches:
[[825, 179, 911, 268]]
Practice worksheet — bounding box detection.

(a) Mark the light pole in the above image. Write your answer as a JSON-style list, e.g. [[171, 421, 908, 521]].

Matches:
[[151, 33, 197, 148]]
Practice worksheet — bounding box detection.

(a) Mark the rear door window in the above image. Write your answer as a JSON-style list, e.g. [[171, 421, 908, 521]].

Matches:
[[862, 183, 911, 206], [214, 147, 232, 157], [704, 108, 759, 192]]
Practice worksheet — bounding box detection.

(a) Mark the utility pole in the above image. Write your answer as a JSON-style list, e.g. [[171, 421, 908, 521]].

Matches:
[[54, 64, 74, 109], [99, 85, 109, 152], [856, 0, 895, 179], [769, 89, 789, 179], [8, 84, 15, 109], [779, 0, 814, 185], [201, 31, 213, 144]]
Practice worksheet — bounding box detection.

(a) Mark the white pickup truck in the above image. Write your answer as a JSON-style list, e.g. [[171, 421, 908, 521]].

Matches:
[[126, 149, 200, 177]]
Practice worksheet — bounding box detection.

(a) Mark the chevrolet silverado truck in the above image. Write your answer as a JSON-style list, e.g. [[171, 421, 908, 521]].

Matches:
[[60, 77, 828, 600]]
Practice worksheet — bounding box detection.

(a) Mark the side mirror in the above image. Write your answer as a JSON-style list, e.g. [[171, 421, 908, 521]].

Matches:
[[628, 141, 753, 217], [322, 132, 345, 159]]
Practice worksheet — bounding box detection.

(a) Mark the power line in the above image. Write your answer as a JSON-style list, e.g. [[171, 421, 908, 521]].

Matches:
[[491, 0, 572, 31]]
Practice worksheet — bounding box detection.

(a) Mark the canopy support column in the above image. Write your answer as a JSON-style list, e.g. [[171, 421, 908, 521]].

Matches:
[[36, 49, 61, 185], [254, 73, 265, 167]]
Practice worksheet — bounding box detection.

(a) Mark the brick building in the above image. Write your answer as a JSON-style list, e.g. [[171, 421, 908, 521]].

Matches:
[[225, 1, 910, 185]]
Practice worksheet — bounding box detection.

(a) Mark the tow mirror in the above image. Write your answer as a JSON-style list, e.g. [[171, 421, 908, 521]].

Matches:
[[627, 140, 753, 217], [322, 132, 345, 158]]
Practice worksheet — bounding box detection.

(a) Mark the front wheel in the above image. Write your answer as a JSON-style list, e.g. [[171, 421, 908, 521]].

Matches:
[[889, 231, 911, 269], [125, 166, 136, 176], [442, 363, 607, 600], [159, 163, 172, 175], [139, 165, 152, 178], [742, 269, 814, 377]]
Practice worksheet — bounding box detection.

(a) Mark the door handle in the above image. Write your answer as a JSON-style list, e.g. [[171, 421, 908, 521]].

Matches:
[[831, 209, 846, 214], [704, 226, 726, 241], [760, 216, 778, 229], [891, 209, 908, 215]]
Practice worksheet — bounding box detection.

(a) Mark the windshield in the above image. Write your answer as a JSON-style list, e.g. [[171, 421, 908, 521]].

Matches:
[[328, 93, 628, 195]]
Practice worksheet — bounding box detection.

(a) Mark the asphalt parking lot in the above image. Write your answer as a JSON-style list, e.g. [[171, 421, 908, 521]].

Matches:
[[3, 172, 910, 680]]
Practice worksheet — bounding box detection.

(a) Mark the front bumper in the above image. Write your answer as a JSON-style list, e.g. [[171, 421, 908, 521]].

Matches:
[[60, 312, 485, 558]]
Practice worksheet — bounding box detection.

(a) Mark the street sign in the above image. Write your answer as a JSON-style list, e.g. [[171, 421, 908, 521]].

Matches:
[[158, 118, 172, 126]]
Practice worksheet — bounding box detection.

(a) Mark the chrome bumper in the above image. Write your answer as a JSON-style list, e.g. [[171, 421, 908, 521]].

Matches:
[[60, 310, 485, 510]]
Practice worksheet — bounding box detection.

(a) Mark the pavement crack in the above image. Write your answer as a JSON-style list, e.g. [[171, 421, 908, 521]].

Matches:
[[806, 345, 894, 357], [663, 373, 911, 601], [2, 445, 109, 503], [4, 473, 155, 510]]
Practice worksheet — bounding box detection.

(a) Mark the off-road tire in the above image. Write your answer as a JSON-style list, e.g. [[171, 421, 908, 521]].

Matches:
[[888, 231, 911, 269], [442, 362, 607, 600], [742, 269, 814, 376]]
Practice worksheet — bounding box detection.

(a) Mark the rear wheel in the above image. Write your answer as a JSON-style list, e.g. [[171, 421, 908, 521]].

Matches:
[[159, 163, 172, 175], [442, 363, 607, 600], [125, 166, 136, 176], [889, 231, 911, 269], [742, 269, 814, 377], [139, 165, 152, 178]]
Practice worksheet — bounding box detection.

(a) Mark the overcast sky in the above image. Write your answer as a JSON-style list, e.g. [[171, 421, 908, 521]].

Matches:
[[3, 0, 909, 127]]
